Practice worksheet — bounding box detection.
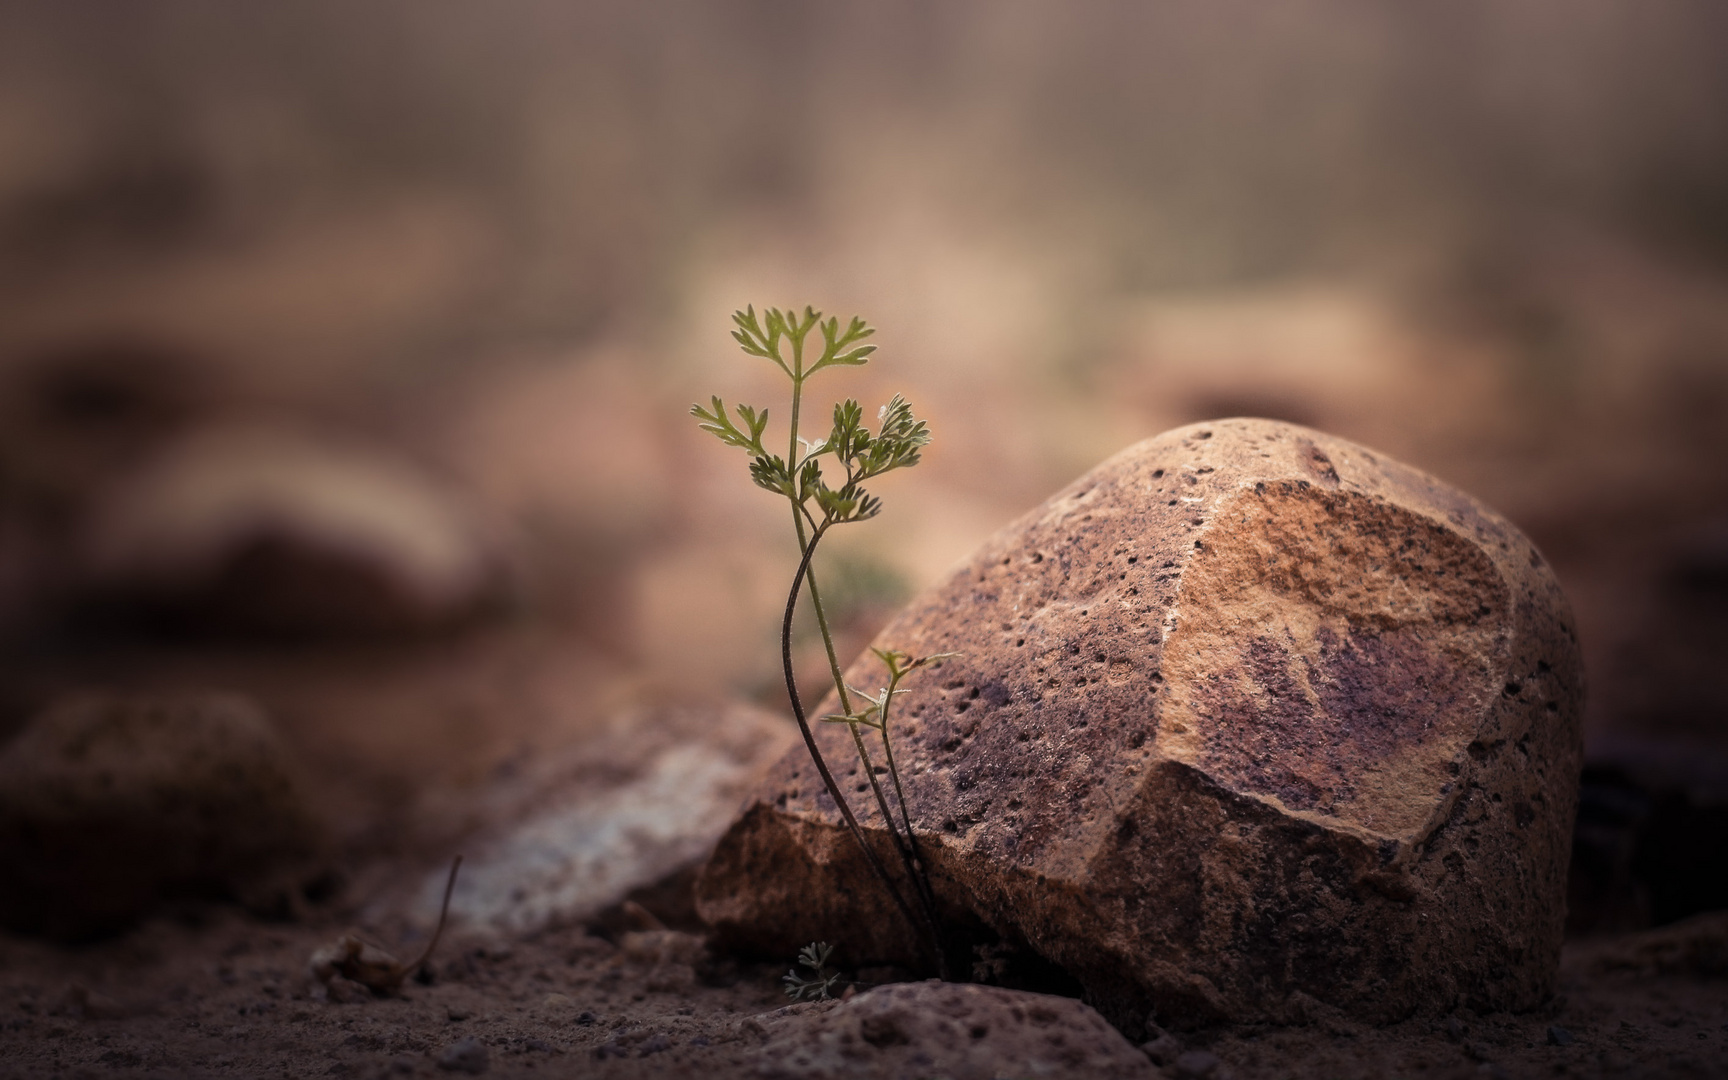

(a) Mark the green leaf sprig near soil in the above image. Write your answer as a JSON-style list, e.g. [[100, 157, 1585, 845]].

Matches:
[[782, 941, 843, 1002], [693, 305, 950, 979]]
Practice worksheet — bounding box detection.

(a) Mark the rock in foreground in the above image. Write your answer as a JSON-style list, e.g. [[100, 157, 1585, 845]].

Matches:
[[754, 981, 1155, 1080], [699, 419, 1584, 1029]]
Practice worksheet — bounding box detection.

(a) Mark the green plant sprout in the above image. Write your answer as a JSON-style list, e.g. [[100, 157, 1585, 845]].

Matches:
[[693, 305, 950, 978], [782, 941, 842, 1002]]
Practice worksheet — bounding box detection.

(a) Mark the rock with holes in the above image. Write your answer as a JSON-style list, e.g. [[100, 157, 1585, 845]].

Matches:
[[753, 981, 1155, 1080], [697, 418, 1584, 1030]]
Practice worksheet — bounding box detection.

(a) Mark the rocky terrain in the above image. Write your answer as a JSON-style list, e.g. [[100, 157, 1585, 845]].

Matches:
[[0, 9, 1725, 1074], [0, 418, 1720, 1079]]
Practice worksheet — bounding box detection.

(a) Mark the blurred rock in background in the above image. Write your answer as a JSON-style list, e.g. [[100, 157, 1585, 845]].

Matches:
[[0, 691, 324, 939], [77, 423, 505, 638]]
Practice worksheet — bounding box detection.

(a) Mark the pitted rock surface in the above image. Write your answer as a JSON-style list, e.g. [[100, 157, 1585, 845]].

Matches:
[[753, 981, 1154, 1080], [698, 419, 1584, 1029]]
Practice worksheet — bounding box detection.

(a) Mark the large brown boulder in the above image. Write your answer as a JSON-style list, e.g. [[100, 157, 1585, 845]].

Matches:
[[697, 419, 1584, 1030]]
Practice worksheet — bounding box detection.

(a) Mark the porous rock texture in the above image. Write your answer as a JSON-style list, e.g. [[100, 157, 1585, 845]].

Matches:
[[698, 419, 1584, 1030], [0, 691, 321, 939], [753, 981, 1155, 1080]]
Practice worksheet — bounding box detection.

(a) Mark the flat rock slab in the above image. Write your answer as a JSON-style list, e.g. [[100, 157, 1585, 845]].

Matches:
[[404, 703, 797, 934], [698, 419, 1584, 1029], [754, 981, 1155, 1080]]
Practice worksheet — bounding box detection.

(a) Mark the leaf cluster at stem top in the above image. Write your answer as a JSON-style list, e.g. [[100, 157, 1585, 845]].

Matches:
[[782, 941, 842, 1002], [691, 306, 929, 533]]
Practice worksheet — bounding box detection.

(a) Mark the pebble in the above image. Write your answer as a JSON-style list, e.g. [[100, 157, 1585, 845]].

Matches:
[[436, 1037, 489, 1075], [1174, 1049, 1222, 1078], [52, 983, 126, 1020], [446, 1006, 472, 1022], [1140, 1027, 1183, 1066], [323, 976, 370, 1005], [1547, 1025, 1575, 1046]]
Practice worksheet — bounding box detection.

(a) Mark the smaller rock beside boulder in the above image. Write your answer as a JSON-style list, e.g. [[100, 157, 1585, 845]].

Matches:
[[0, 691, 321, 939], [754, 981, 1155, 1080], [405, 703, 798, 936]]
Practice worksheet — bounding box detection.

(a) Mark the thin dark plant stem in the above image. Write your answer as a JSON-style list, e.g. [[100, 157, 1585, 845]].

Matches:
[[837, 685, 948, 979], [840, 716, 947, 970], [876, 678, 938, 920], [784, 378, 943, 974], [798, 531, 930, 909], [792, 520, 947, 974], [406, 855, 463, 977], [782, 528, 935, 973]]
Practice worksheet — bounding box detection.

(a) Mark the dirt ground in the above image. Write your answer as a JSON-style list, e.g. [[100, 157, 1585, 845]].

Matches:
[[0, 902, 1723, 1080]]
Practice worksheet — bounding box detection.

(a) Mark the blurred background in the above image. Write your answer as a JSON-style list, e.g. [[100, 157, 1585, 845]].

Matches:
[[0, 1, 1724, 934]]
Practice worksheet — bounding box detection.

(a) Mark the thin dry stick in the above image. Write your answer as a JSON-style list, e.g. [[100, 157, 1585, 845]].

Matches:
[[407, 855, 463, 978]]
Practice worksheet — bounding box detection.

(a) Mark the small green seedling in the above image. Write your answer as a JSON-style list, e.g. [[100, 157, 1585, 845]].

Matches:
[[694, 306, 950, 978], [782, 941, 843, 1002]]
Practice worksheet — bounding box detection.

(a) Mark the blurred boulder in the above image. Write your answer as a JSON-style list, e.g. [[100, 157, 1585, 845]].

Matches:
[[0, 339, 211, 512], [699, 419, 1584, 1030], [754, 981, 1155, 1080], [0, 691, 322, 939], [80, 424, 502, 636], [1578, 909, 1728, 979], [0, 339, 215, 636], [1568, 759, 1728, 936]]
